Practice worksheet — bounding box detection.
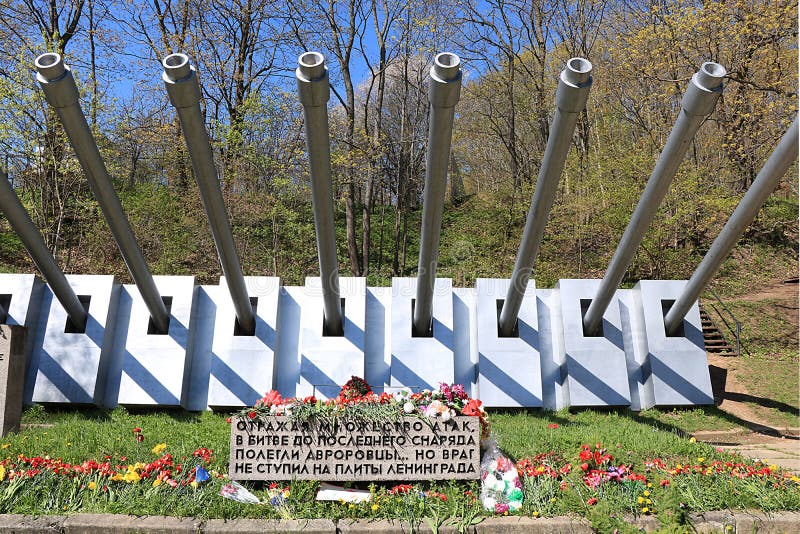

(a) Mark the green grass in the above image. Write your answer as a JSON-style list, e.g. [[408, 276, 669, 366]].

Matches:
[[1, 405, 797, 532], [727, 356, 800, 429], [711, 244, 797, 300], [726, 298, 798, 360]]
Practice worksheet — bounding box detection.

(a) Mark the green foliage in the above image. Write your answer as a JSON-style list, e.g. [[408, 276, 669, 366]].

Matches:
[[0, 0, 795, 364], [0, 232, 24, 270]]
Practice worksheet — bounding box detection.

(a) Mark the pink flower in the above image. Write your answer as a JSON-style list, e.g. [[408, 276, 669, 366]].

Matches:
[[259, 390, 283, 407]]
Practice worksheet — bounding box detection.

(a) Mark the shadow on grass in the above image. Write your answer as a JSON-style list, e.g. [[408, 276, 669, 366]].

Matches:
[[21, 403, 113, 424], [705, 364, 799, 440], [21, 403, 219, 425]]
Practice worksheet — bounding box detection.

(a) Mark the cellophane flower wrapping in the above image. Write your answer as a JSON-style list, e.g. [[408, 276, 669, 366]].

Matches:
[[219, 480, 261, 504], [479, 437, 523, 513]]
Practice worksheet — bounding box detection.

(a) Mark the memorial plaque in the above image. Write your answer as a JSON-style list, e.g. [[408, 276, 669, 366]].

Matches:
[[229, 415, 480, 481]]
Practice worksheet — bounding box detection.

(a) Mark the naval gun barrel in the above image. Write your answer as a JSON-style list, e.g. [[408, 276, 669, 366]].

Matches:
[[35, 53, 170, 333], [412, 53, 462, 336], [583, 62, 726, 336], [296, 52, 344, 335], [498, 57, 593, 336], [664, 117, 799, 335], [162, 53, 255, 335]]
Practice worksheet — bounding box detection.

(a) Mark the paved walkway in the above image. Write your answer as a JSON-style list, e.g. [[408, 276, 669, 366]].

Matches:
[[693, 428, 800, 473]]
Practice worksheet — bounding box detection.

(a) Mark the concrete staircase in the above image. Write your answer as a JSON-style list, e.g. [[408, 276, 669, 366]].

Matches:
[[700, 306, 738, 356]]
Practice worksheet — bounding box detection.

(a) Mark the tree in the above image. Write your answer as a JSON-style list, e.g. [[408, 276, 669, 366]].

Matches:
[[0, 0, 88, 263], [194, 0, 289, 192], [288, 0, 369, 276]]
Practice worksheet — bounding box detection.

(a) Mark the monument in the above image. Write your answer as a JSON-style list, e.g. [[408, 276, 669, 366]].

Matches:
[[0, 49, 794, 412]]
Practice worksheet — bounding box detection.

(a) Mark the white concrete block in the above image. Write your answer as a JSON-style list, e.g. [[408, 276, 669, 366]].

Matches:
[[206, 276, 280, 408], [298, 277, 366, 399], [557, 279, 631, 407], [27, 275, 118, 405], [476, 279, 541, 407], [634, 280, 713, 406], [390, 277, 454, 389], [0, 273, 43, 383], [105, 276, 196, 407]]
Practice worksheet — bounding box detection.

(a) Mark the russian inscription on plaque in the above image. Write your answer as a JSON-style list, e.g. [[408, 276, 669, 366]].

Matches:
[[229, 416, 480, 481]]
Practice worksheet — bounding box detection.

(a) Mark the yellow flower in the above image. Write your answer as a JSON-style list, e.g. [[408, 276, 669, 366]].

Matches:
[[646, 483, 652, 488], [689, 437, 696, 443], [152, 478, 162, 487], [697, 457, 705, 463], [643, 490, 650, 497], [152, 443, 167, 455], [637, 496, 644, 504], [769, 464, 777, 471], [532, 511, 540, 518], [549, 498, 556, 503], [348, 504, 355, 509], [190, 481, 199, 489], [371, 504, 379, 511], [642, 507, 649, 513], [1, 444, 10, 449], [122, 468, 140, 484], [110, 474, 122, 482], [646, 499, 652, 504], [0, 465, 6, 481], [88, 481, 97, 490]]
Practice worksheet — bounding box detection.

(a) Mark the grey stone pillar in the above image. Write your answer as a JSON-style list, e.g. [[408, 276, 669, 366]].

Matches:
[[0, 325, 27, 436]]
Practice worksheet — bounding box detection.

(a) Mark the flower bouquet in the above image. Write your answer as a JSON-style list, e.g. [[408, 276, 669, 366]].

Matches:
[[236, 377, 490, 437], [479, 439, 523, 513]]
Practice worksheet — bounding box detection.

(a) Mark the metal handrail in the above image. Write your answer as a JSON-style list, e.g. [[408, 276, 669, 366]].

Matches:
[[703, 287, 742, 356]]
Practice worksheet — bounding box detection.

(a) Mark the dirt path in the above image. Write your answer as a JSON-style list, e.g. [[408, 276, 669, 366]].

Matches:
[[704, 354, 800, 472], [708, 353, 798, 434], [699, 278, 799, 471]]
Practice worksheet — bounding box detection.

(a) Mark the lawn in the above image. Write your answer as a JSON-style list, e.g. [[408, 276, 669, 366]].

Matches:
[[0, 404, 796, 533]]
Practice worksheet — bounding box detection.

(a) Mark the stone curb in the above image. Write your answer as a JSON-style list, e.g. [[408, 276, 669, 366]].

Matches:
[[204, 518, 336, 533], [0, 512, 797, 533]]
